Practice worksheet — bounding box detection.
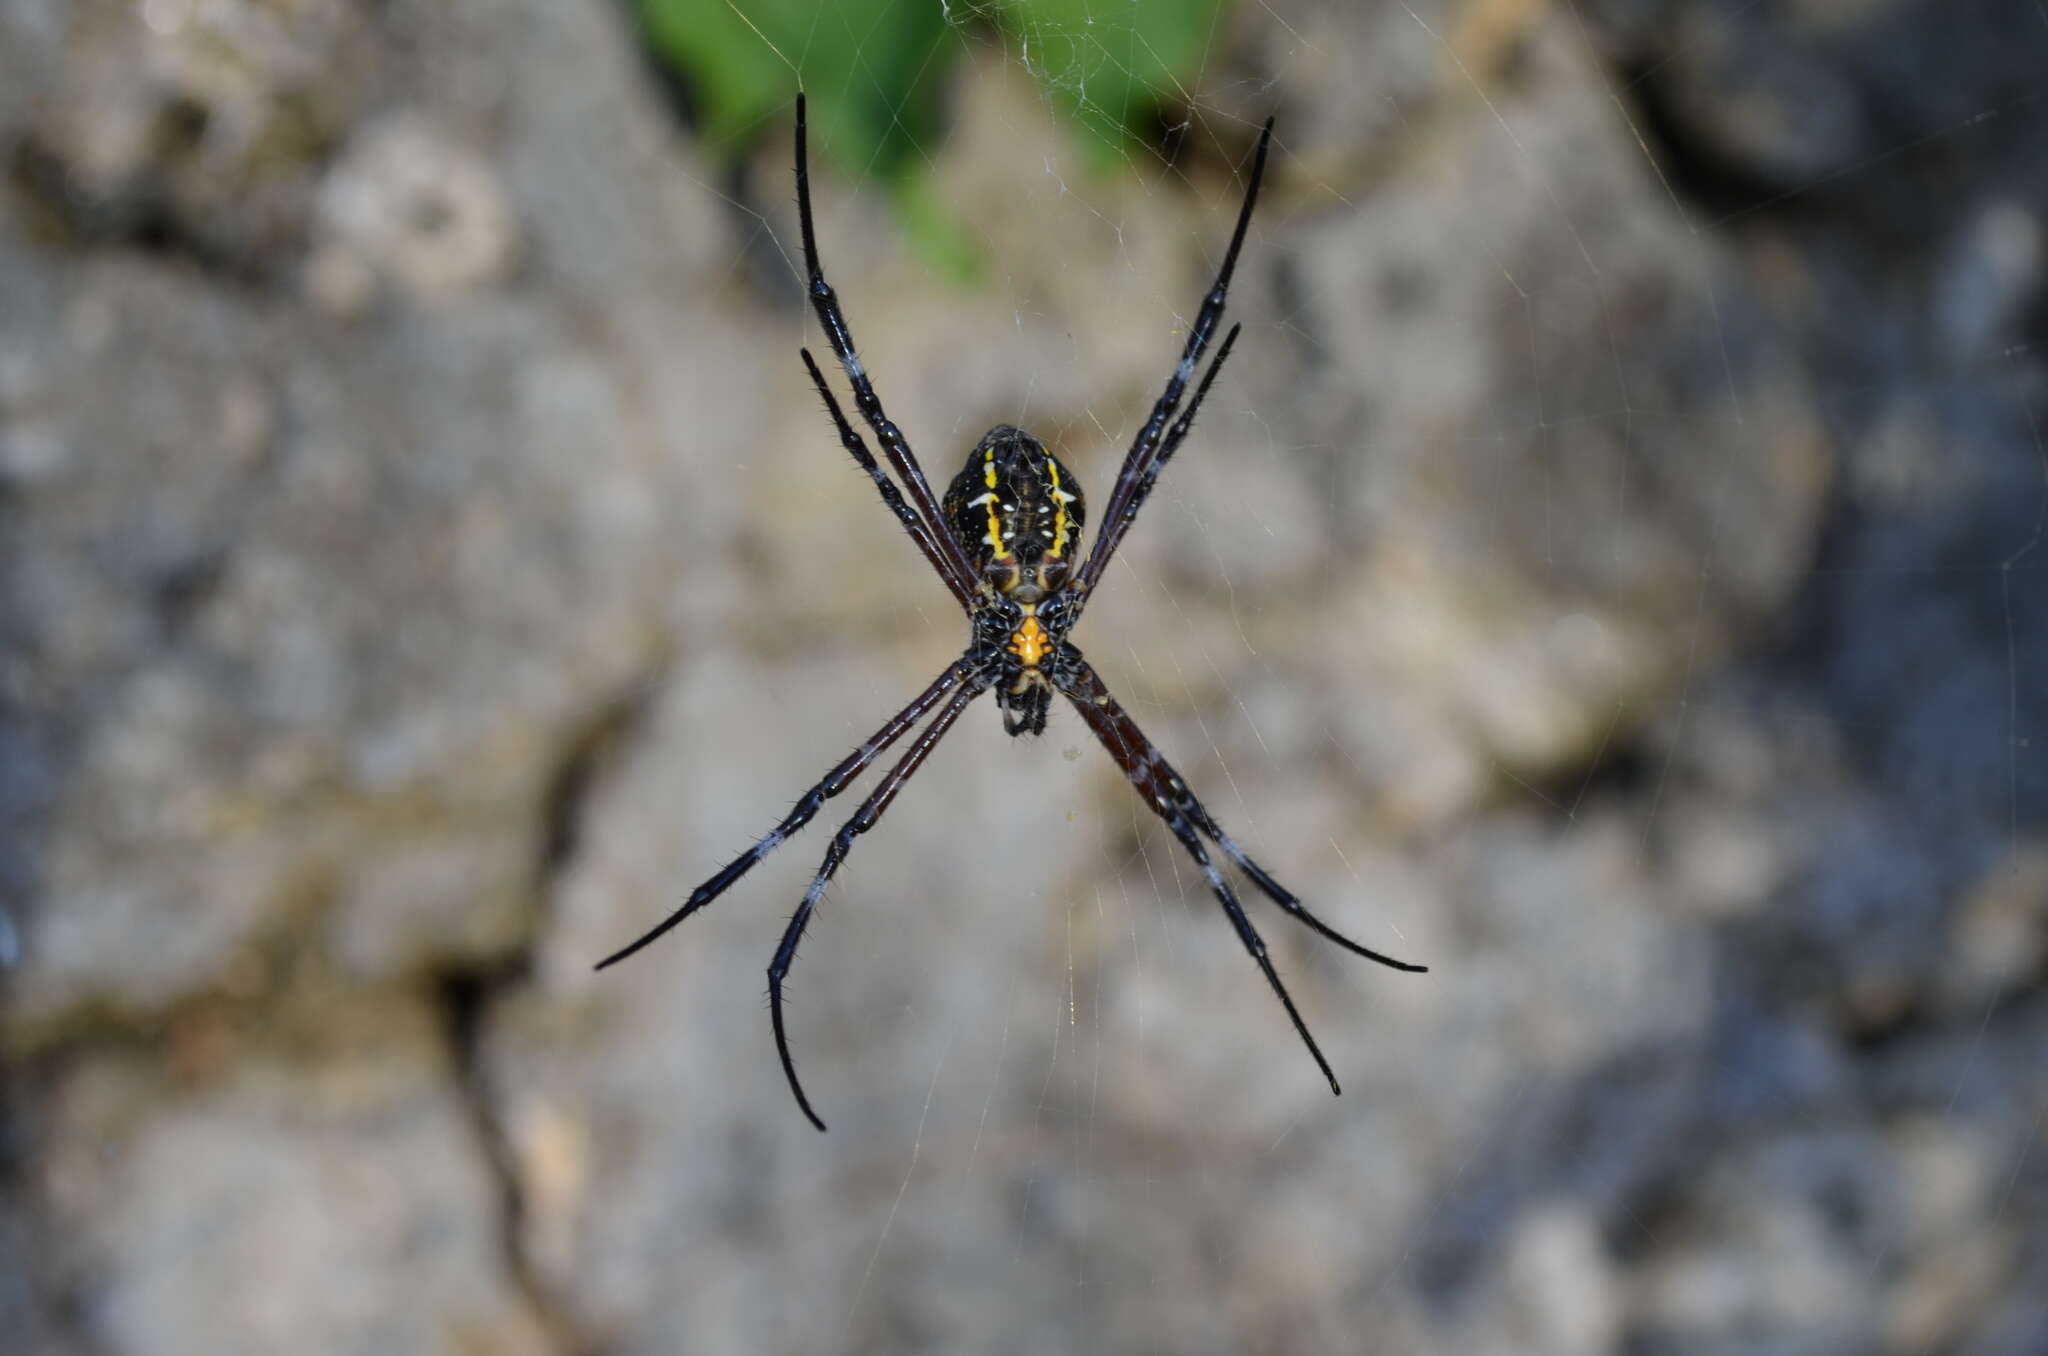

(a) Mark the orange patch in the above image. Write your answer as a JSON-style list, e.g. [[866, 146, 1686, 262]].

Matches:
[[1008, 615, 1047, 667]]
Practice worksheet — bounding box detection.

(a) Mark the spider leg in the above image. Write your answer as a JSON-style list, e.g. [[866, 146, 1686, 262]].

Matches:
[[1081, 322, 1242, 586], [1058, 658, 1424, 1095], [1183, 807, 1426, 973], [595, 658, 978, 971], [1072, 693, 1339, 1095], [1063, 658, 1424, 971], [801, 349, 975, 611], [1075, 118, 1273, 604], [793, 93, 981, 599], [1176, 802, 1342, 1094], [769, 675, 984, 1130]]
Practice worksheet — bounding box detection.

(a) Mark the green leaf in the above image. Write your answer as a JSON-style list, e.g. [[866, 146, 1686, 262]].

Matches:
[[992, 0, 1230, 166], [636, 0, 958, 178], [635, 0, 1234, 273]]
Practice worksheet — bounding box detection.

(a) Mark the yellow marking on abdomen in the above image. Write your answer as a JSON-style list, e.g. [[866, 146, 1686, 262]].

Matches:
[[1008, 614, 1047, 667], [983, 447, 1010, 559], [1045, 458, 1070, 558]]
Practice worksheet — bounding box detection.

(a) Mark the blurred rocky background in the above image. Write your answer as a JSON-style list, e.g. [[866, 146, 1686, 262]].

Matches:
[[1, 0, 2043, 1352]]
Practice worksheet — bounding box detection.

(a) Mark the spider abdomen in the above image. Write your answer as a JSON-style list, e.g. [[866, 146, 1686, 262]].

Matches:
[[942, 425, 1086, 603]]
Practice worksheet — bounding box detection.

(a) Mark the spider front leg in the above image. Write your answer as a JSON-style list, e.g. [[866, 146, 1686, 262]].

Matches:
[[769, 674, 985, 1131], [1057, 657, 1424, 1095], [1073, 117, 1273, 606], [1078, 321, 1241, 598], [793, 93, 980, 599], [594, 658, 977, 971], [801, 349, 975, 612]]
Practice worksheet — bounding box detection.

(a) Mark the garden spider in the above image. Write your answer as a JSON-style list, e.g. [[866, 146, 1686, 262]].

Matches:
[[599, 94, 1425, 1130]]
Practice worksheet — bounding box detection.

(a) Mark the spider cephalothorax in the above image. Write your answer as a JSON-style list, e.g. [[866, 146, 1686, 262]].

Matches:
[[945, 425, 1087, 735], [599, 95, 1425, 1131]]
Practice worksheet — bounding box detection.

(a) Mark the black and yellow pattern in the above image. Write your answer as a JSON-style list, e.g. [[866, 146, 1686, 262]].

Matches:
[[601, 99, 1424, 1135], [940, 425, 1087, 605]]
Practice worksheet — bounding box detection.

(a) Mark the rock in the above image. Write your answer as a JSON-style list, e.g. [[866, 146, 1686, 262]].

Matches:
[[310, 113, 518, 311], [4, 0, 2045, 1352], [1, 0, 764, 1049], [19, 0, 380, 268], [33, 989, 551, 1356]]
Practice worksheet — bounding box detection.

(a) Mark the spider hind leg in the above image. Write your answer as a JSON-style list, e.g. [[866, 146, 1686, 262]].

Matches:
[[1056, 657, 1425, 1095], [768, 674, 985, 1130], [594, 660, 976, 970]]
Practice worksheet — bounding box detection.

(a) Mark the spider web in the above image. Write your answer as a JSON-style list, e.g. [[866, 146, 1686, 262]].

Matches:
[[537, 2, 2048, 1352]]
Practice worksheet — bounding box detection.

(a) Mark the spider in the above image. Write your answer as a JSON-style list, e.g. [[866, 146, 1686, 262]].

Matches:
[[599, 94, 1425, 1130]]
